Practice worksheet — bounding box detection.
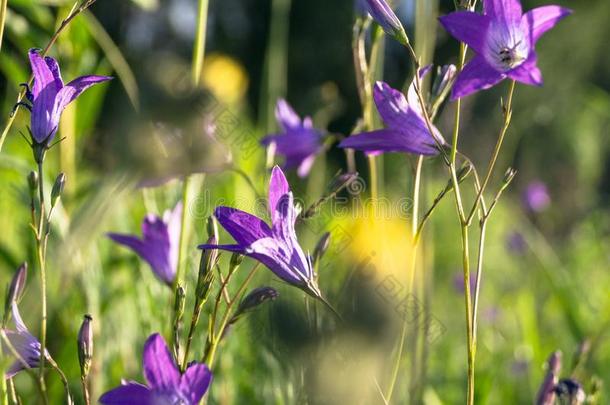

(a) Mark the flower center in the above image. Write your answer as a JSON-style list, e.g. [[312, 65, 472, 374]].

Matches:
[[485, 23, 530, 71], [498, 45, 526, 69]]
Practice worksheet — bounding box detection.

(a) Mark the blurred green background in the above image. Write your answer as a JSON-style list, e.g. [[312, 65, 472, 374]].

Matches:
[[0, 0, 609, 403]]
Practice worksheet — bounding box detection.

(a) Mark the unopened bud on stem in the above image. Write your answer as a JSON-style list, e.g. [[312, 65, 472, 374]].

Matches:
[[196, 239, 218, 302], [230, 286, 279, 325], [230, 252, 244, 270], [313, 232, 331, 266], [77, 314, 93, 380], [27, 171, 38, 197], [50, 172, 66, 208]]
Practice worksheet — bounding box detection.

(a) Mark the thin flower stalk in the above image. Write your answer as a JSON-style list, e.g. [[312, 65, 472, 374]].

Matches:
[[465, 80, 516, 224], [34, 161, 49, 404], [203, 264, 260, 368], [192, 0, 209, 86], [0, 0, 7, 53]]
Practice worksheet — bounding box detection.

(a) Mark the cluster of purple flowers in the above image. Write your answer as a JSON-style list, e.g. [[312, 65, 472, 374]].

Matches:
[[4, 0, 571, 403]]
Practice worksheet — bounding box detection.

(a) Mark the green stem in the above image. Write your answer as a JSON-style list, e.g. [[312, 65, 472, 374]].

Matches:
[[35, 161, 49, 405], [368, 155, 378, 202], [385, 155, 423, 403], [471, 220, 487, 353], [173, 175, 194, 294], [203, 264, 260, 368], [465, 80, 516, 224], [461, 225, 474, 405], [0, 0, 8, 53], [191, 0, 209, 86]]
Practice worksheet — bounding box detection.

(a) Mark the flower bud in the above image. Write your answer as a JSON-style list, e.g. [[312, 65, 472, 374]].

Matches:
[[172, 284, 186, 359], [50, 172, 66, 208], [313, 232, 331, 265], [3, 263, 27, 326], [431, 64, 457, 109], [173, 284, 186, 322], [196, 240, 217, 302], [230, 252, 244, 270], [77, 314, 93, 380], [327, 171, 359, 195], [230, 286, 279, 325], [364, 0, 410, 46], [27, 171, 38, 196], [237, 287, 278, 314]]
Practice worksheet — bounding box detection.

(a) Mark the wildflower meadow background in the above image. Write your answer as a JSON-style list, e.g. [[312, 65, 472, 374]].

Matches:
[[0, 0, 609, 404]]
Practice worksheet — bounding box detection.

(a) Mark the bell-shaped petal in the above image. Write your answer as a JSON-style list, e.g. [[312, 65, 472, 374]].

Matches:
[[523, 6, 572, 42], [2, 303, 45, 378], [199, 166, 318, 295], [107, 203, 181, 286], [179, 364, 213, 404], [99, 382, 152, 404], [439, 12, 490, 54], [440, 0, 570, 98], [340, 78, 443, 156], [261, 100, 323, 178], [100, 334, 212, 405], [452, 55, 506, 99], [142, 334, 180, 390], [26, 49, 111, 143], [213, 206, 273, 246], [268, 165, 290, 221]]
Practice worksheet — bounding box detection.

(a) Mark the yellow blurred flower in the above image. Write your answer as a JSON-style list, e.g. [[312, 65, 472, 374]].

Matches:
[[201, 53, 249, 105], [336, 205, 414, 285]]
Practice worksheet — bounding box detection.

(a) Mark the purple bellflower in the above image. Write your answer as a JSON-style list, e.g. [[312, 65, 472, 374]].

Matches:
[[339, 67, 445, 155], [108, 202, 182, 286], [199, 166, 324, 299], [261, 100, 324, 178], [2, 302, 48, 378], [22, 49, 112, 145], [99, 333, 212, 405], [439, 0, 571, 99]]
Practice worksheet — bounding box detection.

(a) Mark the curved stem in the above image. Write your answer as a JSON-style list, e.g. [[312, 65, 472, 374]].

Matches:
[[466, 80, 516, 224]]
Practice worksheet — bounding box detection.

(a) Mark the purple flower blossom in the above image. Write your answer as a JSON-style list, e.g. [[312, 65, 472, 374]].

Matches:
[[339, 67, 445, 155], [108, 202, 182, 286], [439, 0, 571, 99], [522, 180, 550, 213], [1, 302, 47, 378], [363, 0, 409, 45], [261, 100, 324, 178], [199, 166, 324, 298], [99, 333, 212, 405], [24, 49, 112, 144]]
